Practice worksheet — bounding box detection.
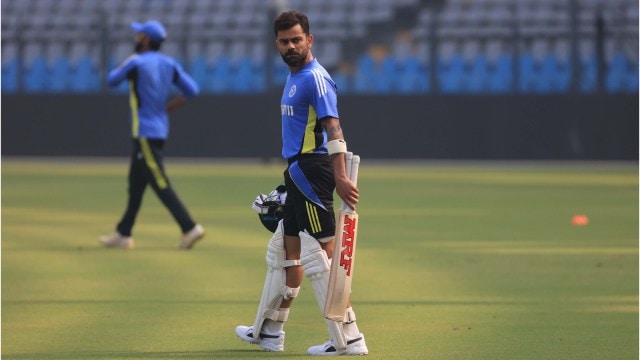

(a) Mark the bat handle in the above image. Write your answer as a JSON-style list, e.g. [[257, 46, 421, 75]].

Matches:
[[341, 154, 360, 213]]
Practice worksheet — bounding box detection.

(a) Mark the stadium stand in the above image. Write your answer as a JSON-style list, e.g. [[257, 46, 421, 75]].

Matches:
[[1, 0, 637, 94]]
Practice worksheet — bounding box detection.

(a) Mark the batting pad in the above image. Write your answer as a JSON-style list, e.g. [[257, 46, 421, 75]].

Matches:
[[251, 220, 300, 339], [300, 231, 347, 350]]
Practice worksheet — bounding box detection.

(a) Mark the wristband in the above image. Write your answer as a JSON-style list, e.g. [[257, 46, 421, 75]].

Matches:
[[327, 139, 347, 156]]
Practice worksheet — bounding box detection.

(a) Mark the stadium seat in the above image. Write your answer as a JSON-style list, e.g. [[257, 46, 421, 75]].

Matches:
[[438, 54, 465, 93], [547, 40, 572, 92], [465, 55, 489, 93], [518, 53, 538, 93], [396, 56, 429, 93], [189, 56, 210, 92], [579, 54, 597, 93], [210, 56, 232, 93], [48, 57, 71, 92], [353, 53, 394, 94], [3, 0, 637, 95], [332, 72, 351, 94], [24, 56, 48, 93], [353, 54, 375, 93], [271, 57, 289, 88], [70, 57, 100, 92], [488, 54, 513, 93], [232, 57, 256, 93], [605, 53, 632, 93], [1, 57, 19, 92]]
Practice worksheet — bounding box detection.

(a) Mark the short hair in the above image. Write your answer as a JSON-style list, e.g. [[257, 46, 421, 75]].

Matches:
[[273, 11, 310, 37]]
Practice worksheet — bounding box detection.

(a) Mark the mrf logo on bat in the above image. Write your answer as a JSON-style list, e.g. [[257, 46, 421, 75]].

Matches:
[[339, 214, 357, 276]]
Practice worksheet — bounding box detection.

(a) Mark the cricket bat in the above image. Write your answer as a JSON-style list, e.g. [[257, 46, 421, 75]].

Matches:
[[324, 152, 360, 321]]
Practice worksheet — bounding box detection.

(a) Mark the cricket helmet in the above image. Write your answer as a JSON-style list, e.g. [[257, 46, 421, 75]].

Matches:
[[252, 185, 287, 233]]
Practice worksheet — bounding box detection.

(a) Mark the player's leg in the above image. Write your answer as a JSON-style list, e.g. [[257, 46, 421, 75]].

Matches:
[[100, 140, 146, 248], [235, 220, 300, 352], [139, 138, 204, 248]]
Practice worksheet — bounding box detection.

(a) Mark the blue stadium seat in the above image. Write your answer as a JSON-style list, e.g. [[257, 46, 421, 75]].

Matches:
[[189, 56, 210, 92], [24, 57, 48, 93], [271, 57, 289, 88], [438, 55, 464, 93], [395, 56, 429, 93], [488, 54, 513, 93], [465, 55, 489, 93], [538, 55, 558, 93], [253, 62, 266, 92], [332, 71, 351, 94], [537, 54, 571, 93], [232, 57, 260, 93], [70, 57, 100, 92], [605, 53, 633, 93], [579, 55, 597, 93], [377, 56, 396, 93], [210, 56, 232, 93], [354, 53, 399, 93], [48, 57, 71, 92], [628, 61, 639, 92], [353, 54, 375, 93], [1, 58, 19, 92], [518, 53, 539, 93]]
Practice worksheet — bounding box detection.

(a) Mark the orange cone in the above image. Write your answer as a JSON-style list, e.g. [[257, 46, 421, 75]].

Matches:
[[571, 215, 589, 226]]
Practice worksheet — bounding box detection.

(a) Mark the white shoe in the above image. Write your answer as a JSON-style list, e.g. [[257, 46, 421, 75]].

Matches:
[[307, 333, 368, 356], [235, 325, 285, 352], [99, 232, 134, 249], [178, 224, 205, 249]]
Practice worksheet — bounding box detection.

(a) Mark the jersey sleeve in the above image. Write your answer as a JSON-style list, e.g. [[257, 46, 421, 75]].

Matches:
[[172, 61, 200, 99], [107, 54, 138, 86], [307, 69, 339, 120]]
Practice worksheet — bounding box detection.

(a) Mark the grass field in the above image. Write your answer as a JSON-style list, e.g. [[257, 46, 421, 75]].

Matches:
[[2, 158, 638, 360]]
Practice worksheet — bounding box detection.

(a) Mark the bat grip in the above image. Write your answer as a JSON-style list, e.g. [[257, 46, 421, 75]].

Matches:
[[341, 154, 360, 212]]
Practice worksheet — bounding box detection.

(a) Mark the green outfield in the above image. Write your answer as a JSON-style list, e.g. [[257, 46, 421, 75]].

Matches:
[[2, 159, 638, 360]]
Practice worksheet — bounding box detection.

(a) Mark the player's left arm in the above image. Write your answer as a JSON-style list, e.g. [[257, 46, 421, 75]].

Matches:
[[172, 61, 200, 99], [320, 116, 359, 211], [167, 61, 200, 113]]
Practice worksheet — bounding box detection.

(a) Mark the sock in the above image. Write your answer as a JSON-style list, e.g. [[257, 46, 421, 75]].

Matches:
[[262, 308, 288, 335], [343, 307, 361, 339]]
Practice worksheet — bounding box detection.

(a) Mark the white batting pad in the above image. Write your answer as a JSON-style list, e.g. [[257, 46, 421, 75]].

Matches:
[[300, 231, 347, 350], [251, 220, 300, 339]]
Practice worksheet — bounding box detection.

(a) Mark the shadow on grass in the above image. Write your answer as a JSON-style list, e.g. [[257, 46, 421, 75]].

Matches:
[[3, 349, 301, 359]]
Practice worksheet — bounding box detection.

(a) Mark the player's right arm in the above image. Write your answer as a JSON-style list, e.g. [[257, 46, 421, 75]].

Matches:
[[107, 55, 138, 87], [320, 116, 358, 211]]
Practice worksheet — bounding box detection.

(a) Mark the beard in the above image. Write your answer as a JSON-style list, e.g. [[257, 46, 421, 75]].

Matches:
[[134, 41, 144, 53], [281, 48, 309, 67]]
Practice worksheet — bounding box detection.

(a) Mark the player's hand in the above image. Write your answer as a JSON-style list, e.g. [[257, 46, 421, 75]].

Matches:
[[166, 96, 188, 113], [336, 177, 359, 211]]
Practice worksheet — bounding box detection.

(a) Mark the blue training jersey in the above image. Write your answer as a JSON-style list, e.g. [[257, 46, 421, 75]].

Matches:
[[108, 51, 199, 139], [280, 59, 339, 159]]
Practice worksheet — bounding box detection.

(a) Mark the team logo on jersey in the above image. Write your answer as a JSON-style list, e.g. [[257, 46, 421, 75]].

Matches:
[[289, 85, 296, 97]]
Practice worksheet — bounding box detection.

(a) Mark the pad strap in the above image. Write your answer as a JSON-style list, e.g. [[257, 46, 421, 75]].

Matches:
[[264, 307, 290, 322], [281, 285, 300, 301], [283, 259, 301, 268]]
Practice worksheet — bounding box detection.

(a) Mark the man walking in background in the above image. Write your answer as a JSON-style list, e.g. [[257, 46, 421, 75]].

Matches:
[[235, 11, 368, 356], [99, 20, 205, 250]]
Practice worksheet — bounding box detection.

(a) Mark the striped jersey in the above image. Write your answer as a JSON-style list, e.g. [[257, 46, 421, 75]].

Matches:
[[280, 58, 339, 159], [107, 51, 199, 139]]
